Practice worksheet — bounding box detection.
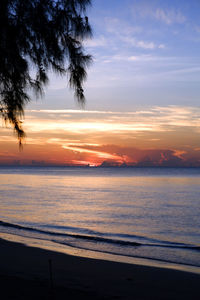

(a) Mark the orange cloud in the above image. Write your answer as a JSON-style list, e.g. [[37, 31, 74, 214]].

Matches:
[[1, 106, 200, 166]]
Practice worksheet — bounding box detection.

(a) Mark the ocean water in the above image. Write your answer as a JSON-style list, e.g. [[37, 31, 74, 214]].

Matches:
[[0, 166, 200, 272]]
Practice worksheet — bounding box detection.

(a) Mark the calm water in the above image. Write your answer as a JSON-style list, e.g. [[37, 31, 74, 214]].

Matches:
[[0, 167, 200, 271]]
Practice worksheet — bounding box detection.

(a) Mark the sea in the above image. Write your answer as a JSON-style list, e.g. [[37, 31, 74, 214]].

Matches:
[[0, 166, 200, 274]]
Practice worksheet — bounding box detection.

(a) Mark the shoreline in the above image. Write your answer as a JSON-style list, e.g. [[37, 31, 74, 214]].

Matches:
[[1, 231, 200, 275], [1, 236, 200, 299]]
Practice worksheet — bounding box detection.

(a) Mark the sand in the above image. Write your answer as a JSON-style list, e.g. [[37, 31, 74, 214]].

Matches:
[[0, 237, 199, 300]]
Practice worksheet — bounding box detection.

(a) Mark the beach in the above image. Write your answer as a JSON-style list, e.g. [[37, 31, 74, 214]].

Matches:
[[1, 237, 199, 300]]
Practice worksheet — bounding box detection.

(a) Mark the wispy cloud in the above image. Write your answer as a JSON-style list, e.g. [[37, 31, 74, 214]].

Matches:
[[26, 106, 200, 130], [104, 17, 164, 50], [121, 36, 159, 50], [9, 105, 200, 152], [84, 36, 107, 48], [62, 145, 123, 161], [105, 17, 142, 35], [132, 4, 186, 25], [154, 8, 186, 25]]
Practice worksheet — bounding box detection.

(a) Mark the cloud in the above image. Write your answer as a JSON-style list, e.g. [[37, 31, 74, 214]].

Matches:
[[59, 143, 198, 167], [132, 4, 186, 25], [195, 26, 200, 34], [104, 17, 164, 50], [172, 149, 187, 160], [84, 36, 107, 48], [26, 106, 200, 131], [105, 17, 142, 35], [158, 44, 165, 49], [121, 36, 157, 49], [105, 54, 145, 62], [0, 135, 16, 142], [120, 33, 164, 51], [2, 106, 200, 166], [62, 144, 123, 162], [136, 40, 156, 49], [154, 8, 186, 25], [105, 54, 171, 63]]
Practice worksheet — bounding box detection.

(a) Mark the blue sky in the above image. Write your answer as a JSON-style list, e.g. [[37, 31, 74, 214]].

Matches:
[[29, 0, 200, 111]]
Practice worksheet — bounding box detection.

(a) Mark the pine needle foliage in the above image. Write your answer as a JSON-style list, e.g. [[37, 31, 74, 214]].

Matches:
[[0, 0, 92, 145]]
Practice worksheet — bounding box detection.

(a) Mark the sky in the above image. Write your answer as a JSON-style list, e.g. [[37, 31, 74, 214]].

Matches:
[[1, 0, 200, 166]]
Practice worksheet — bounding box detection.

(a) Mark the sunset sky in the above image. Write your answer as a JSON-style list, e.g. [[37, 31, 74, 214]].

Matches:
[[1, 0, 200, 167]]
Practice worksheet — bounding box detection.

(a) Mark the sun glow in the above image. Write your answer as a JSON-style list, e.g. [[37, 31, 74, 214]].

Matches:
[[62, 145, 124, 162], [1, 106, 200, 166]]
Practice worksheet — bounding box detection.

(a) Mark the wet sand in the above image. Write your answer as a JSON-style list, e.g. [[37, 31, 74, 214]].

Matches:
[[0, 237, 199, 299]]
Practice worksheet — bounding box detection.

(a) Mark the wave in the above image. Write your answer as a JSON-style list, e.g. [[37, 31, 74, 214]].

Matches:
[[52, 239, 200, 269], [0, 220, 141, 246], [0, 220, 199, 251]]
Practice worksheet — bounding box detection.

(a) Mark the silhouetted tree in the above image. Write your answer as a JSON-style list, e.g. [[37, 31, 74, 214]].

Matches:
[[0, 0, 92, 145]]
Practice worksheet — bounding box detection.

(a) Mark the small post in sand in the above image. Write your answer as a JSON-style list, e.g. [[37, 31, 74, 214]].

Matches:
[[48, 258, 54, 298]]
